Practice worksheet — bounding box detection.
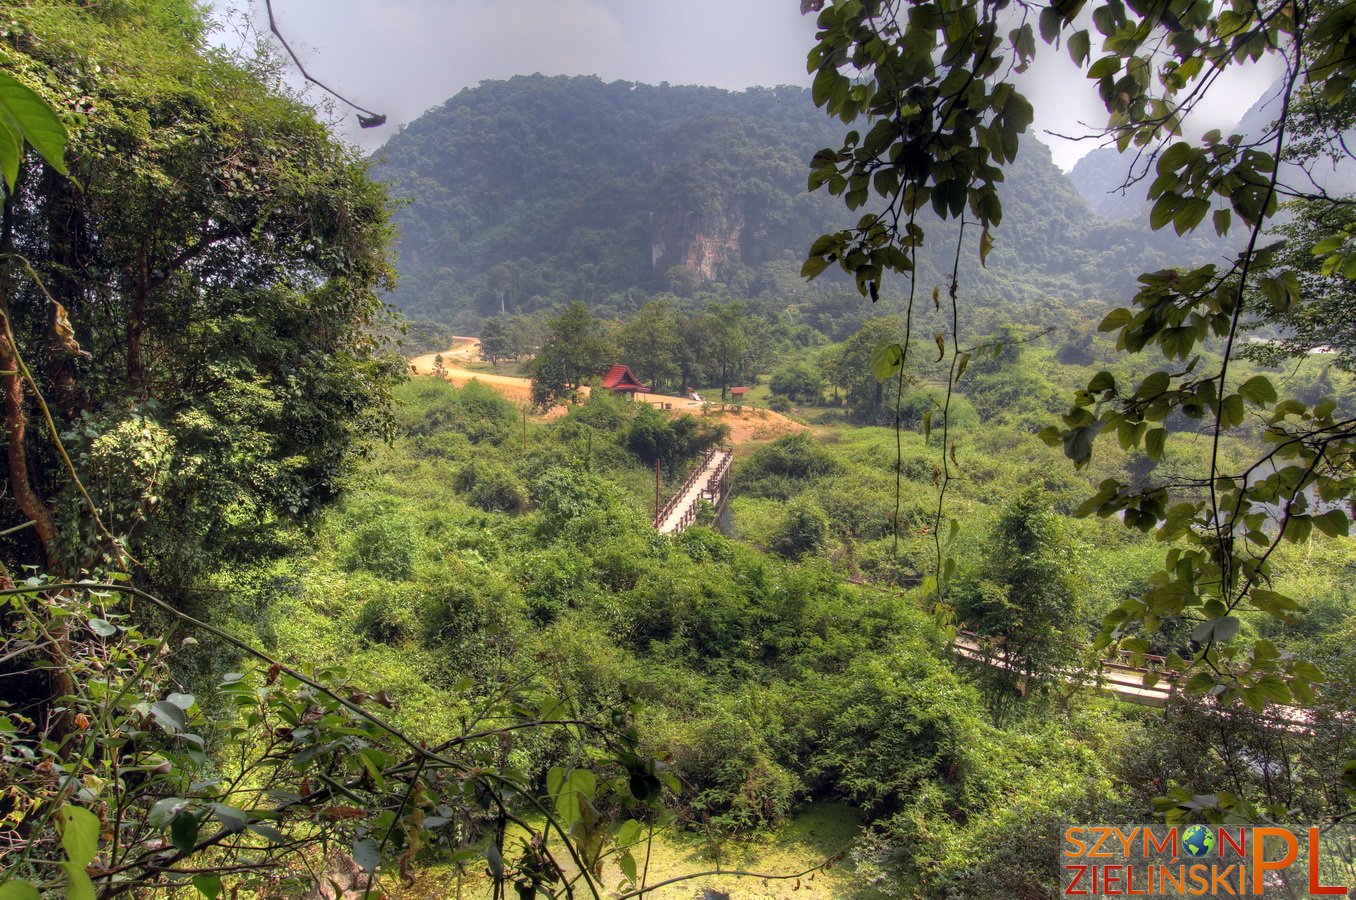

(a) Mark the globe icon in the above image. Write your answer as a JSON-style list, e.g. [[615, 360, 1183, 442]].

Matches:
[[1182, 825, 1216, 858]]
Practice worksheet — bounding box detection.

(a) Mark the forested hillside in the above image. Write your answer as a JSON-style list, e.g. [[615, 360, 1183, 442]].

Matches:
[[374, 75, 1221, 329]]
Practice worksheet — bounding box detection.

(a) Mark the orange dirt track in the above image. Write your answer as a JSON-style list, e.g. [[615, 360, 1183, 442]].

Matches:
[[408, 339, 805, 446]]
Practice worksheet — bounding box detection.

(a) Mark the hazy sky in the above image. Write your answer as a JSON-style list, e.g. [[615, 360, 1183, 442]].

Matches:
[[214, 0, 1284, 171]]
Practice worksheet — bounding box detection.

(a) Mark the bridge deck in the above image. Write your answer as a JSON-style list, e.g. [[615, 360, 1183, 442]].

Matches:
[[951, 632, 1318, 733], [657, 448, 733, 534]]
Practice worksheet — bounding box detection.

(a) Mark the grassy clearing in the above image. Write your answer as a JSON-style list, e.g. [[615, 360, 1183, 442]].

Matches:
[[394, 803, 885, 899]]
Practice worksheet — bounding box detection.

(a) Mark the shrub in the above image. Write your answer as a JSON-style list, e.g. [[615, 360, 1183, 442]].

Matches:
[[626, 406, 727, 468], [344, 514, 419, 581], [655, 700, 803, 831], [565, 391, 630, 432], [399, 378, 519, 444], [530, 467, 628, 535], [454, 459, 528, 513], [676, 526, 734, 563], [769, 362, 824, 403], [812, 475, 911, 541], [622, 561, 749, 656], [740, 432, 841, 499], [420, 566, 522, 651], [513, 545, 601, 625], [789, 652, 986, 816], [963, 369, 1061, 422], [354, 584, 422, 644], [453, 380, 522, 443], [408, 429, 472, 461], [769, 497, 829, 559]]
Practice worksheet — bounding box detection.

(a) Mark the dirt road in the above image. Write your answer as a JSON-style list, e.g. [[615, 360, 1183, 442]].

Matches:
[[409, 339, 539, 403], [408, 340, 805, 444]]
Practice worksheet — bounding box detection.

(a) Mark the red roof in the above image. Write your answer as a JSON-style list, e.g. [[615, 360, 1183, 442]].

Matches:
[[730, 386, 749, 396], [601, 364, 649, 392]]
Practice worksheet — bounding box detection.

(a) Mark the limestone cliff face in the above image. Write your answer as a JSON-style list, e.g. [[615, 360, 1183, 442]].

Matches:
[[649, 208, 744, 282]]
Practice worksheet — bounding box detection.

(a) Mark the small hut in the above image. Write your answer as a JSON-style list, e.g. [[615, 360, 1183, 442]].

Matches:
[[730, 386, 749, 405], [601, 364, 649, 397]]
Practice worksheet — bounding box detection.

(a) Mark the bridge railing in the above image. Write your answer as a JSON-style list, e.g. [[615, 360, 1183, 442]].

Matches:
[[952, 629, 1324, 732], [700, 449, 732, 502], [654, 446, 732, 531], [654, 447, 719, 528], [953, 628, 1179, 699], [665, 498, 701, 533]]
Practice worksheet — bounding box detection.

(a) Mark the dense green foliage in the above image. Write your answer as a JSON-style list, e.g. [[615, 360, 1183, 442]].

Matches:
[[527, 301, 614, 404], [0, 0, 403, 588], [514, 293, 816, 407], [4, 0, 1355, 896], [229, 372, 1356, 895], [0, 3, 425, 896], [1244, 198, 1356, 371], [954, 486, 1083, 696], [805, 0, 1356, 761]]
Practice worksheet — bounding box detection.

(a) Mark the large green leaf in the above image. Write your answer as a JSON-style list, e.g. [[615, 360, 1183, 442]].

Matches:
[[0, 124, 20, 194], [171, 812, 201, 854], [1191, 615, 1240, 644], [0, 881, 40, 900], [191, 874, 223, 899], [62, 864, 94, 900], [0, 72, 68, 190], [353, 837, 381, 874], [870, 341, 905, 382], [59, 805, 99, 869]]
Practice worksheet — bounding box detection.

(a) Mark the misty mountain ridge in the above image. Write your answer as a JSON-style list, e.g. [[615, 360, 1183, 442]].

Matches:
[[1069, 80, 1356, 220], [372, 74, 1230, 330]]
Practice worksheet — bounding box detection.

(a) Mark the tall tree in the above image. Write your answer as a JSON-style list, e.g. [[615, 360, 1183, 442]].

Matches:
[[828, 315, 910, 422], [528, 301, 613, 406], [769, 361, 825, 404], [0, 0, 402, 590], [508, 311, 547, 358], [617, 298, 682, 392], [699, 301, 753, 400], [956, 486, 1082, 697], [479, 314, 513, 364], [677, 310, 709, 394]]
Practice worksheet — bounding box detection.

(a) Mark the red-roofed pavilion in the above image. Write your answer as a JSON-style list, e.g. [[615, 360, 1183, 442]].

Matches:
[[600, 364, 649, 396]]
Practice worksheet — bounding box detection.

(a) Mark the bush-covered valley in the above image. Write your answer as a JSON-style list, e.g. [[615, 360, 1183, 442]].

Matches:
[[207, 339, 1356, 895]]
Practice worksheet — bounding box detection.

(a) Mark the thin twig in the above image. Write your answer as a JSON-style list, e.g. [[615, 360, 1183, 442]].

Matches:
[[613, 857, 838, 899], [263, 0, 386, 127]]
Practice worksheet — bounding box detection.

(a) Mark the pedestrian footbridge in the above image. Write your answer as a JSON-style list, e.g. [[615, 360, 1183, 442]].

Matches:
[[655, 447, 733, 534]]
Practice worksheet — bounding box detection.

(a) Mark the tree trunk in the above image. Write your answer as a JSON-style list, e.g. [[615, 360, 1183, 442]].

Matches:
[[42, 168, 87, 416], [1, 186, 76, 741], [0, 315, 75, 742]]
